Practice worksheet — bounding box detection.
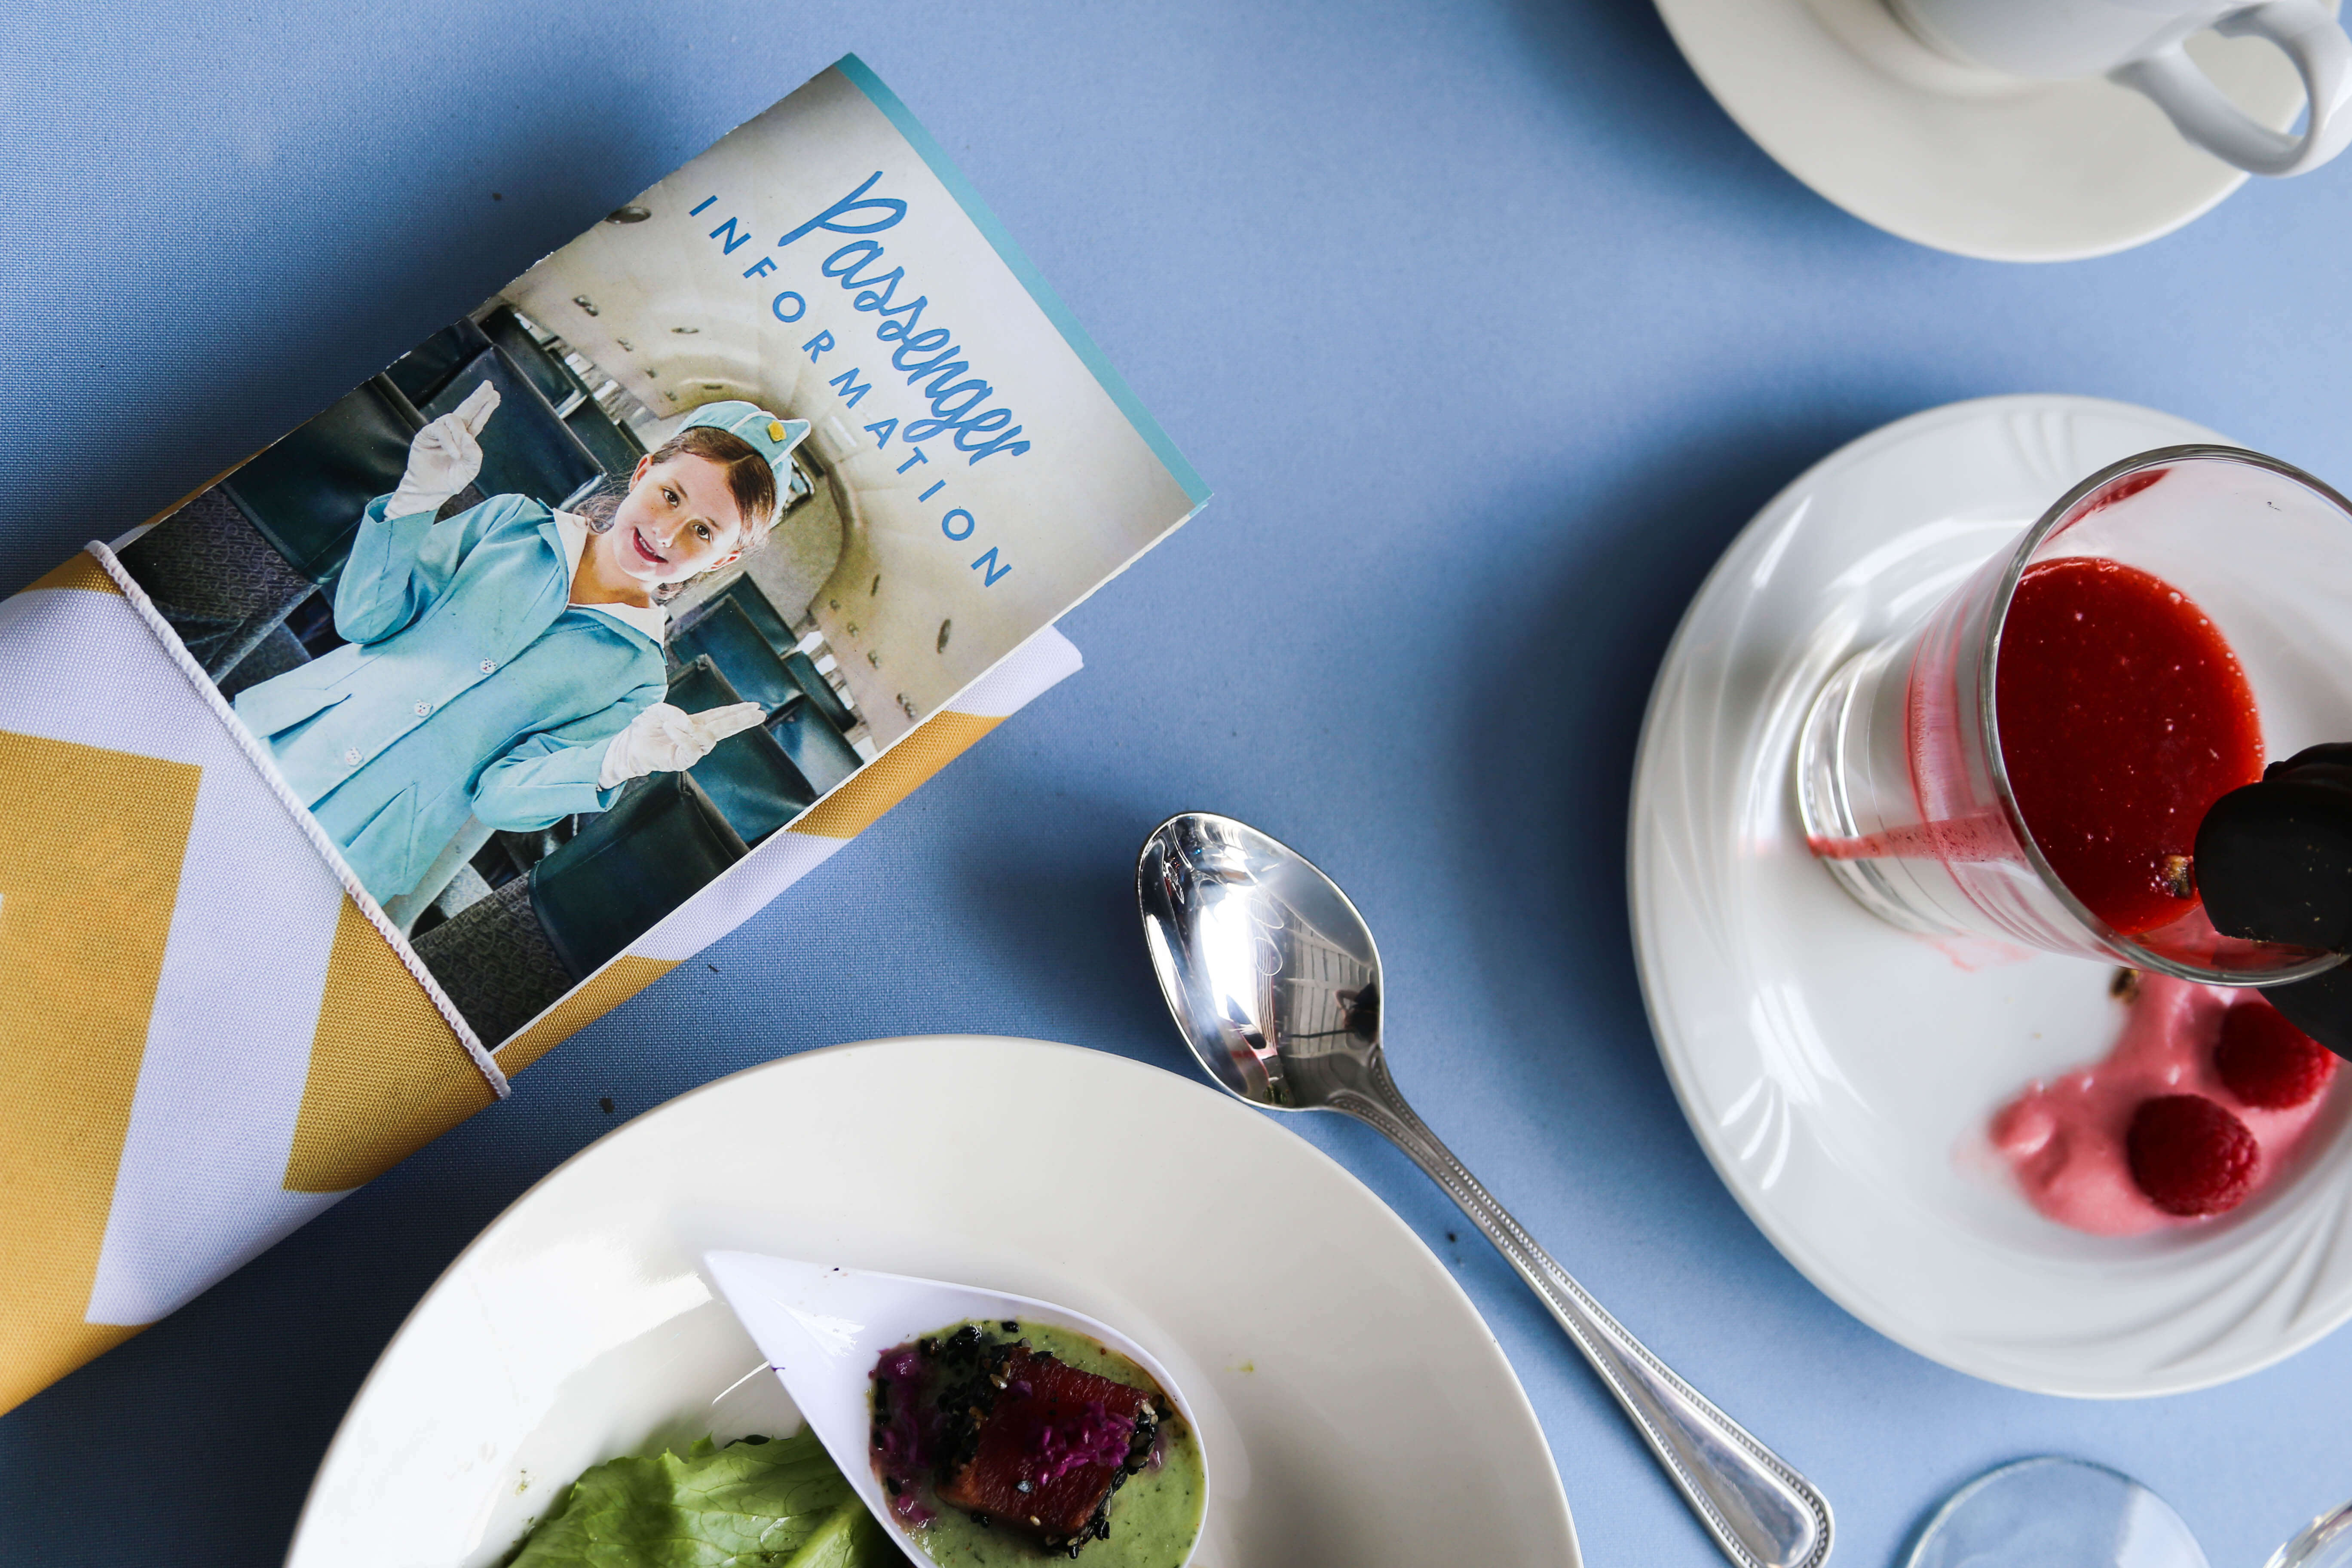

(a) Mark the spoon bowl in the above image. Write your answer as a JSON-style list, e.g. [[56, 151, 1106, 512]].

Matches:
[[1137, 812, 1385, 1110], [1137, 811, 1832, 1568], [704, 1251, 1207, 1567]]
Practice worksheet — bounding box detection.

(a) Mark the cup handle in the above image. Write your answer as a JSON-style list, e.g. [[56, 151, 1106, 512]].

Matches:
[[2110, 0, 2352, 177]]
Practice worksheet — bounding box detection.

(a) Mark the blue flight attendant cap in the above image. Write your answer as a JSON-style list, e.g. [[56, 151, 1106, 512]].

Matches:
[[677, 400, 811, 494]]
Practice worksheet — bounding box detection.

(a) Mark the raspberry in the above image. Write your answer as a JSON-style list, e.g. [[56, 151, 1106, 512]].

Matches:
[[2216, 1000, 2338, 1110], [2126, 1095, 2259, 1217]]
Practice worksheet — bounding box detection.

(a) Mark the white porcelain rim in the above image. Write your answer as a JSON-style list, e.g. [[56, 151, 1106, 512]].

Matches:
[[283, 1035, 1580, 1565], [1629, 393, 2352, 1398]]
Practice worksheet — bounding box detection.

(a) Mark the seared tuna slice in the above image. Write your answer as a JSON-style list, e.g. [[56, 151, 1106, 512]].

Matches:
[[934, 1347, 1160, 1553]]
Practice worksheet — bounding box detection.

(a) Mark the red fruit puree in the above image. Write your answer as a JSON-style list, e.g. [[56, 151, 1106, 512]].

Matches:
[[1990, 977, 2334, 1235], [1995, 557, 2264, 936]]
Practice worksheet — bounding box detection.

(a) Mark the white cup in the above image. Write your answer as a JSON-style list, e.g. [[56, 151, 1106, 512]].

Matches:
[[1890, 0, 2352, 174]]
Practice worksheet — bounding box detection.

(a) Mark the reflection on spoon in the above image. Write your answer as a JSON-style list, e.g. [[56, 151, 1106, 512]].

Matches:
[[1136, 812, 1831, 1568]]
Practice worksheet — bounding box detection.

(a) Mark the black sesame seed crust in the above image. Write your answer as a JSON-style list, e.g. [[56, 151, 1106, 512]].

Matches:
[[929, 1332, 1018, 1479], [1058, 1397, 1167, 1555]]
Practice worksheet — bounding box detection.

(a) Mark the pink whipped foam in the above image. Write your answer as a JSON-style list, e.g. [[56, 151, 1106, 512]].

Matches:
[[1989, 975, 2330, 1235]]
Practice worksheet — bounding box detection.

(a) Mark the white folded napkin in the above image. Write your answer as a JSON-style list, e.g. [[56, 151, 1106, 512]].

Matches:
[[0, 542, 1081, 1414]]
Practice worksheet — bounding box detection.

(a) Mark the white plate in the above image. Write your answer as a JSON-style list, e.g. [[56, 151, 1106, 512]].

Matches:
[[284, 1036, 1579, 1566], [1651, 0, 2318, 261], [1629, 393, 2352, 1398]]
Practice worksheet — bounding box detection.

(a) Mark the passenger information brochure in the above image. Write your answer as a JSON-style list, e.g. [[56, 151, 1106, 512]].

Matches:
[[0, 54, 1206, 1413]]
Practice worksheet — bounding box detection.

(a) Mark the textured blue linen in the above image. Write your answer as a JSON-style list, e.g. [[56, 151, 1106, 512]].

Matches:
[[7, 3, 2352, 1564]]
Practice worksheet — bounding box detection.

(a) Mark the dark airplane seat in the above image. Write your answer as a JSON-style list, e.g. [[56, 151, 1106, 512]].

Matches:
[[528, 771, 747, 981], [384, 317, 494, 409], [479, 306, 646, 474], [222, 374, 425, 584], [434, 481, 491, 526], [683, 574, 798, 652], [781, 649, 856, 735], [216, 622, 310, 700], [566, 401, 646, 476], [767, 697, 863, 799], [420, 345, 606, 513], [674, 579, 858, 735], [665, 653, 740, 712], [667, 596, 801, 712], [479, 306, 583, 410], [411, 873, 573, 1047], [401, 311, 644, 477], [667, 657, 818, 844], [118, 486, 320, 678]]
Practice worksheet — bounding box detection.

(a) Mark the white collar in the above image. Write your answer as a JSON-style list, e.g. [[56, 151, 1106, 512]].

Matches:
[[553, 509, 669, 645]]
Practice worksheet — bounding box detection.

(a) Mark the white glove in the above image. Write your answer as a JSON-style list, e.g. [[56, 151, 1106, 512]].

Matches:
[[597, 701, 767, 789], [384, 380, 500, 521]]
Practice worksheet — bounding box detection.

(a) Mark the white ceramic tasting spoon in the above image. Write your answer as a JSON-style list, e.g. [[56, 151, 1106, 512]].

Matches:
[[703, 1251, 1209, 1568]]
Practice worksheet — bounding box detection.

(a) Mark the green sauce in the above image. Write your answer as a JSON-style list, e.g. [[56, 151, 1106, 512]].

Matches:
[[882, 1320, 1205, 1568]]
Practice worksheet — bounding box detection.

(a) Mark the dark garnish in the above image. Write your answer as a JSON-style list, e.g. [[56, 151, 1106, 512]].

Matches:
[[935, 1345, 1157, 1551], [869, 1322, 1173, 1556]]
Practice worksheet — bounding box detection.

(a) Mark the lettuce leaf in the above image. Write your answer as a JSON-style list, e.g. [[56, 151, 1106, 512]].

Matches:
[[507, 1430, 897, 1568]]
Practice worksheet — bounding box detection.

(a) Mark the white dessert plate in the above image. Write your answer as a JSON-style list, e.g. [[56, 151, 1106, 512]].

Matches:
[[1629, 393, 2352, 1398], [283, 1036, 1578, 1566], [1651, 0, 2320, 261]]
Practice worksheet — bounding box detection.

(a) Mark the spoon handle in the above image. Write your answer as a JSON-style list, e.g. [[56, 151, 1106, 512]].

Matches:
[[1333, 1059, 1833, 1568]]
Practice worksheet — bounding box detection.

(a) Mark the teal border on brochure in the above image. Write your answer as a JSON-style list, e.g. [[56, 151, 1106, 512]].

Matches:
[[836, 54, 1210, 508]]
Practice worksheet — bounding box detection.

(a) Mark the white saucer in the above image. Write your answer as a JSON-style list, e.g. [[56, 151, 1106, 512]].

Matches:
[[1629, 394, 2352, 1397], [283, 1037, 1578, 1566], [1651, 0, 2315, 260]]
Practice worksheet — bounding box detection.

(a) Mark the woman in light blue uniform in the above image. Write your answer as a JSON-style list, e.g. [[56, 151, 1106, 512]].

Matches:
[[234, 387, 808, 906]]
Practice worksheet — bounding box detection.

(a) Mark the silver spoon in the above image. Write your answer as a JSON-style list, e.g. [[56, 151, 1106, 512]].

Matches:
[[1136, 812, 1833, 1568]]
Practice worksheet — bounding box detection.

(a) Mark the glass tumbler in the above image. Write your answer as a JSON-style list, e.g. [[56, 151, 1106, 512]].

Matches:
[[1796, 444, 2352, 983]]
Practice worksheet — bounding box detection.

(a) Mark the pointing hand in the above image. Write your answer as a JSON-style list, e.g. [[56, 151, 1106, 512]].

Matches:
[[598, 701, 768, 789], [384, 380, 502, 521]]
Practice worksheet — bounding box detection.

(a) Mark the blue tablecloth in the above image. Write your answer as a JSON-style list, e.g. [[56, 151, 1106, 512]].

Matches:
[[8, 3, 2352, 1562]]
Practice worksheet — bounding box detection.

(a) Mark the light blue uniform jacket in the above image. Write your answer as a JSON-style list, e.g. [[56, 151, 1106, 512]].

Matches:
[[234, 493, 668, 904]]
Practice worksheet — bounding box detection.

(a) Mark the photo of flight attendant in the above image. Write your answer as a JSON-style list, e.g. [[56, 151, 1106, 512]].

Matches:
[[232, 388, 808, 906]]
